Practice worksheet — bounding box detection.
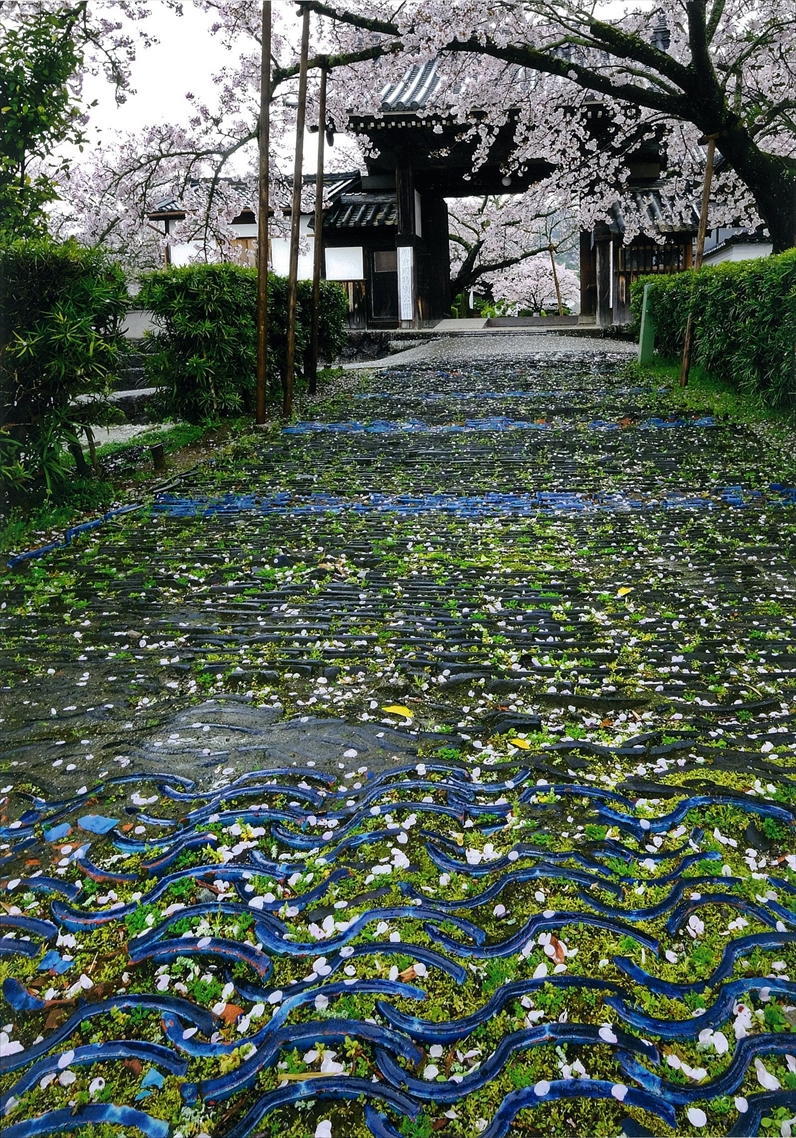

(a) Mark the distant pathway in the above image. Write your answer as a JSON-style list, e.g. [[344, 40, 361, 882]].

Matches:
[[1, 341, 795, 1138]]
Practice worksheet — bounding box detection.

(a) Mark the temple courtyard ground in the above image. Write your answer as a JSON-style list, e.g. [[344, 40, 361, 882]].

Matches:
[[1, 334, 795, 1138]]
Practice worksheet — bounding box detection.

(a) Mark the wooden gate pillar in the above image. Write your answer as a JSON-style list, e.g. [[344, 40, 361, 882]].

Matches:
[[395, 161, 419, 327], [594, 224, 613, 329], [579, 231, 596, 323]]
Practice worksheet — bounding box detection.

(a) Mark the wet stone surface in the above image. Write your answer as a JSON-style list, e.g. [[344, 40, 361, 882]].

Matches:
[[139, 698, 454, 776], [0, 348, 795, 1138]]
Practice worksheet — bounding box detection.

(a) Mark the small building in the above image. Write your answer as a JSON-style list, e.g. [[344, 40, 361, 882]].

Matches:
[[702, 225, 772, 265], [148, 59, 735, 332], [580, 188, 699, 326]]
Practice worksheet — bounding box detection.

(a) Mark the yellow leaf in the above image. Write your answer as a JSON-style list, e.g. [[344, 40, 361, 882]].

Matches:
[[616, 587, 634, 597], [382, 704, 413, 718], [277, 1071, 330, 1082], [508, 737, 531, 749]]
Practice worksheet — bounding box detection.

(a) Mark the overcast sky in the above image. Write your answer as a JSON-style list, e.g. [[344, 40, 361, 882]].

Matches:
[[85, 3, 232, 137], [82, 1, 335, 173]]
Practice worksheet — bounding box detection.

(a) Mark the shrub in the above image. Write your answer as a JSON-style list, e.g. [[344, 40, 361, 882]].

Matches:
[[298, 276, 349, 362], [0, 238, 128, 499], [630, 250, 796, 408], [137, 264, 348, 423]]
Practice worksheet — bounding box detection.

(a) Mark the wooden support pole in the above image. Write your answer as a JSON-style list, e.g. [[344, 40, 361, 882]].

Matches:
[[307, 61, 327, 395], [549, 244, 564, 316], [578, 231, 596, 323], [150, 442, 167, 474], [680, 134, 718, 387], [283, 1, 311, 419], [255, 0, 272, 425]]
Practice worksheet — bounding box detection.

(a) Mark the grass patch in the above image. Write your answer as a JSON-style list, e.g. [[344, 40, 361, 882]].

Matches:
[[93, 420, 213, 461], [0, 419, 240, 558], [0, 477, 117, 556], [626, 360, 796, 427]]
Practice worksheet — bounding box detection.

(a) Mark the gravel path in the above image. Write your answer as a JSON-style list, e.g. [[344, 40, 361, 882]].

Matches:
[[345, 330, 637, 369]]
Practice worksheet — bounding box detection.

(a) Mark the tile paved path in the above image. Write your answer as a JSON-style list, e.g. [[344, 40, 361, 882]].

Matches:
[[1, 339, 795, 1138]]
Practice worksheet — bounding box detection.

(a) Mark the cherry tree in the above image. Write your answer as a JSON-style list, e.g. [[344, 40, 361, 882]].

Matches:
[[26, 0, 795, 262], [47, 3, 350, 266], [303, 0, 795, 251], [479, 252, 580, 315], [448, 188, 578, 306]]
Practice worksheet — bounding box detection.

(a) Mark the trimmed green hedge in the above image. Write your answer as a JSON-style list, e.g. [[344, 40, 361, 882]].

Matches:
[[630, 250, 796, 408], [0, 238, 128, 498], [137, 264, 348, 422]]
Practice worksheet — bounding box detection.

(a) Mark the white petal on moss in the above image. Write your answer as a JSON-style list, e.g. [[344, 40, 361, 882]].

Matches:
[[754, 1058, 781, 1090], [687, 1108, 707, 1127]]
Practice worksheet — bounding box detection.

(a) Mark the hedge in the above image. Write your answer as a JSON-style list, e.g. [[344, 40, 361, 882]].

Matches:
[[0, 238, 128, 498], [137, 264, 349, 422], [630, 249, 796, 408]]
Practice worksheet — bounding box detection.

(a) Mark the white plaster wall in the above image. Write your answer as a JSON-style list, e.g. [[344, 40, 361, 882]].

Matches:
[[168, 215, 315, 276], [270, 216, 314, 278], [325, 246, 364, 280], [703, 242, 773, 264]]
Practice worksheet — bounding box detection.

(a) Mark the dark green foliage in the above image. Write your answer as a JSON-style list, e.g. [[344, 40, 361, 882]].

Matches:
[[0, 237, 128, 499], [298, 276, 350, 363], [0, 6, 85, 238], [630, 250, 796, 408], [137, 263, 259, 423], [137, 264, 349, 423]]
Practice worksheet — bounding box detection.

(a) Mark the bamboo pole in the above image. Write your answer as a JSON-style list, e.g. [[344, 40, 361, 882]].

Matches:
[[283, 2, 311, 419], [679, 134, 718, 387], [255, 0, 272, 425], [307, 62, 327, 395]]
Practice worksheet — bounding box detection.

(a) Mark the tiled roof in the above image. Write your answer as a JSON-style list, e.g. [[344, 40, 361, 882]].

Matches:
[[148, 197, 185, 216], [610, 188, 700, 235], [379, 59, 443, 112], [323, 192, 397, 230], [147, 172, 362, 220]]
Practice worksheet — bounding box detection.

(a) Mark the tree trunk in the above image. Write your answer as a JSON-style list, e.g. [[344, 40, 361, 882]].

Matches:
[[449, 242, 482, 303], [715, 126, 796, 254], [68, 440, 90, 477]]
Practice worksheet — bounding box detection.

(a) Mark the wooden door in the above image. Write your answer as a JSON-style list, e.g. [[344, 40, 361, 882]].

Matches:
[[368, 248, 398, 323]]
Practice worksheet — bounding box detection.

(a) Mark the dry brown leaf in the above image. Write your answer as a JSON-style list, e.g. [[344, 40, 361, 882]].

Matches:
[[220, 1004, 245, 1024], [44, 1008, 68, 1031], [277, 1071, 331, 1082]]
